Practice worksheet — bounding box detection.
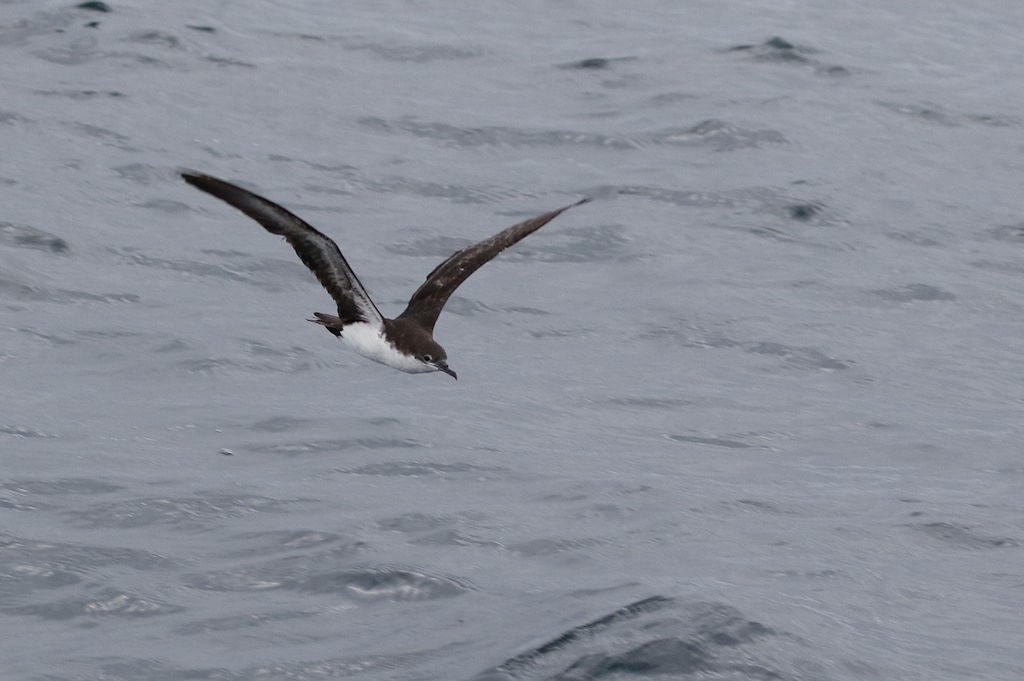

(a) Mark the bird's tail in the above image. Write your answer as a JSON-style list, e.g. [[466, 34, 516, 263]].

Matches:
[[308, 312, 343, 337]]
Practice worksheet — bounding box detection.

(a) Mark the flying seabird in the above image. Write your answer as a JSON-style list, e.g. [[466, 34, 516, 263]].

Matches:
[[181, 172, 587, 379]]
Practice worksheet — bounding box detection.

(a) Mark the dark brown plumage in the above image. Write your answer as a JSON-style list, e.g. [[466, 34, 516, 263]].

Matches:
[[181, 172, 381, 326], [397, 198, 588, 333]]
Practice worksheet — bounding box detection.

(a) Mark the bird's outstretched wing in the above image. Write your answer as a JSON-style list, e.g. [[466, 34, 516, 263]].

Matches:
[[181, 172, 384, 328], [397, 198, 588, 332]]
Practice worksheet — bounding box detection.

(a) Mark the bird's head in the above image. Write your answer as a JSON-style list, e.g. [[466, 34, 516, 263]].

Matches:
[[417, 340, 456, 380]]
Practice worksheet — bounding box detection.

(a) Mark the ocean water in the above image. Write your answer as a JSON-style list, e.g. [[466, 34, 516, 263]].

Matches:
[[2, 1, 1023, 679]]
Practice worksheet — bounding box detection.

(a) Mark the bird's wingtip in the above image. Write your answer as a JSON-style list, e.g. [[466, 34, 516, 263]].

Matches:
[[180, 170, 205, 185]]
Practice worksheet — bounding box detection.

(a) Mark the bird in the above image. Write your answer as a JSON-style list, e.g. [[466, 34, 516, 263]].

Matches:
[[181, 171, 587, 380]]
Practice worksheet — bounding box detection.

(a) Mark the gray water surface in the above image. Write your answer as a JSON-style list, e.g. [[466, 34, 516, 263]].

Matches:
[[3, 1, 1023, 679]]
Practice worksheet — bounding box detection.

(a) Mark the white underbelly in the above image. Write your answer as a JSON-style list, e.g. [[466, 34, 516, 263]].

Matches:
[[340, 323, 432, 373]]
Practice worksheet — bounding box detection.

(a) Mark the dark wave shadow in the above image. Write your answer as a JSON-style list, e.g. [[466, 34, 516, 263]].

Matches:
[[472, 597, 794, 681], [726, 36, 851, 77], [912, 522, 1019, 550], [0, 221, 69, 253]]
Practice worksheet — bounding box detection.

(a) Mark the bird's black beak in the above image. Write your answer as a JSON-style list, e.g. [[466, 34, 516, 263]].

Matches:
[[434, 361, 457, 380]]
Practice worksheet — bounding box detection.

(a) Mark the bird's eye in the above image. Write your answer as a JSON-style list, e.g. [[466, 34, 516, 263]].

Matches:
[[422, 354, 433, 363]]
